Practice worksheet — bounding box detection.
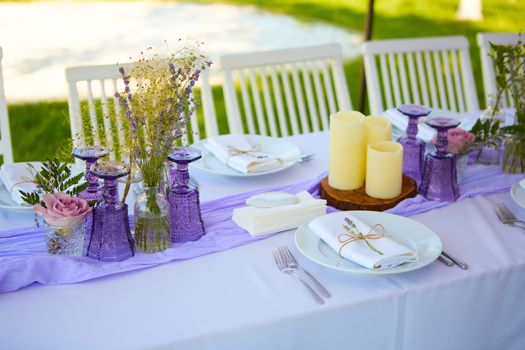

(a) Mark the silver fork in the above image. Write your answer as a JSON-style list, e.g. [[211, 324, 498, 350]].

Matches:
[[278, 246, 331, 298], [273, 251, 324, 305], [299, 154, 314, 163], [495, 203, 525, 230]]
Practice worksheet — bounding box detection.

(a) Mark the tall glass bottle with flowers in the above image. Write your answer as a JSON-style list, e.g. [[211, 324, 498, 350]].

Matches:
[[116, 45, 212, 253], [488, 39, 525, 173]]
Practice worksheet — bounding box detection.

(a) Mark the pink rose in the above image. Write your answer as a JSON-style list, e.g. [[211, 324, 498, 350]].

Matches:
[[34, 192, 92, 227], [431, 127, 476, 155]]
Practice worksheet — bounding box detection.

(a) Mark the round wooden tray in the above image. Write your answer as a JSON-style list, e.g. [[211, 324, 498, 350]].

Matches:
[[319, 175, 417, 211]]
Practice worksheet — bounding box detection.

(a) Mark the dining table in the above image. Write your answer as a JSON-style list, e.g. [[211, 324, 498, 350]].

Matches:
[[1, 130, 525, 350]]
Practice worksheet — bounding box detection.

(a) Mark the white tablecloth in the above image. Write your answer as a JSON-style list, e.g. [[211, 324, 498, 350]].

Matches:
[[1, 131, 525, 350]]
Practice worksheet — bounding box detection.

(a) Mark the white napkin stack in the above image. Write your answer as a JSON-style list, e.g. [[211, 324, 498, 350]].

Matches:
[[233, 191, 326, 236], [205, 134, 282, 174], [309, 212, 418, 270], [0, 162, 42, 204]]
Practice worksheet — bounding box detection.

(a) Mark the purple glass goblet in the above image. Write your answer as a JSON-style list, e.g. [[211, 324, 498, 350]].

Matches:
[[87, 160, 135, 261], [396, 104, 431, 184], [419, 117, 461, 202], [72, 146, 110, 202], [167, 147, 205, 243], [72, 146, 110, 255]]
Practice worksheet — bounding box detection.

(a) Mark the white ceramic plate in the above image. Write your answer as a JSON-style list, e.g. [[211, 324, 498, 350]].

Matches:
[[510, 181, 525, 209], [295, 211, 442, 275], [0, 182, 33, 211], [190, 134, 301, 177]]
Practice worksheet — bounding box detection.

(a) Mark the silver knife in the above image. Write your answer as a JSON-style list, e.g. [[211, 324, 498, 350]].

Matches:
[[442, 251, 468, 270], [438, 253, 454, 267]]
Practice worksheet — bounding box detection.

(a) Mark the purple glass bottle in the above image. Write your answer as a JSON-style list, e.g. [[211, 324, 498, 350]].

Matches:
[[419, 117, 461, 202], [167, 147, 205, 242], [397, 104, 431, 184], [87, 160, 135, 261]]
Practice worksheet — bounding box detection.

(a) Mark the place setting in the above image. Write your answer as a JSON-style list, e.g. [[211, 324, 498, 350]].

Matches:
[[191, 133, 303, 177]]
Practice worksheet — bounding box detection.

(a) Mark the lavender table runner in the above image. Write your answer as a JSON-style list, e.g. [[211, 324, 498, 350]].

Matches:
[[0, 174, 325, 293], [0, 162, 521, 293]]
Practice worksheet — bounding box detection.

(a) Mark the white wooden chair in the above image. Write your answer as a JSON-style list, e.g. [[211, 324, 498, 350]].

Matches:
[[221, 44, 352, 136], [477, 32, 522, 108], [0, 47, 13, 163], [66, 62, 218, 161], [362, 36, 479, 115]]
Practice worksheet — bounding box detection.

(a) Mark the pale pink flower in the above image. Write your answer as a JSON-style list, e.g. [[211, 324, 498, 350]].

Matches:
[[431, 127, 476, 155], [34, 192, 91, 227]]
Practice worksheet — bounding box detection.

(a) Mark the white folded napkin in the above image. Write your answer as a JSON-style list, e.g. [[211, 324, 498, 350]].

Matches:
[[204, 134, 282, 174], [309, 212, 418, 270], [233, 191, 326, 236], [0, 162, 42, 205]]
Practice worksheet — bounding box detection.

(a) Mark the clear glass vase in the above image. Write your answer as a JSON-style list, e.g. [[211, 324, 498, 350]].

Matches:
[[44, 219, 85, 256], [134, 185, 171, 253], [455, 154, 469, 183], [475, 139, 502, 165], [502, 130, 525, 174]]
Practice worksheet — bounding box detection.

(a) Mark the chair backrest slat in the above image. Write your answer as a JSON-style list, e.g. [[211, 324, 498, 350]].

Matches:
[[441, 51, 457, 111], [450, 51, 465, 112], [111, 79, 126, 147], [415, 52, 430, 107], [311, 62, 329, 130], [247, 69, 267, 135], [238, 70, 256, 134], [433, 50, 448, 108], [85, 80, 101, 145], [98, 80, 114, 158], [477, 32, 521, 108], [290, 63, 309, 133], [0, 47, 13, 163], [379, 54, 394, 109], [66, 62, 217, 162], [406, 53, 421, 106], [320, 62, 337, 116], [363, 36, 478, 114], [388, 54, 401, 107], [397, 53, 410, 104], [424, 51, 438, 108], [221, 44, 352, 136], [280, 65, 299, 135], [260, 68, 278, 137], [301, 63, 320, 132], [270, 66, 288, 136]]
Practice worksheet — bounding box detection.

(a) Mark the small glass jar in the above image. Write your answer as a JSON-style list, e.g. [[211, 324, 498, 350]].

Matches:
[[502, 129, 525, 174], [455, 154, 470, 183], [134, 185, 171, 253], [44, 219, 85, 256]]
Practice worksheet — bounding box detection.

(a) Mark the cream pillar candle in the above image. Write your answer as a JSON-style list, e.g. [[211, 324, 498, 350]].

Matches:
[[328, 111, 366, 190], [365, 116, 392, 146], [366, 141, 403, 199]]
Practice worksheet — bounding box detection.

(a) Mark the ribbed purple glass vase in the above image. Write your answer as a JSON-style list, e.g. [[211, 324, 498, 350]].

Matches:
[[396, 104, 431, 184], [87, 161, 134, 261], [167, 147, 205, 242], [419, 117, 461, 201]]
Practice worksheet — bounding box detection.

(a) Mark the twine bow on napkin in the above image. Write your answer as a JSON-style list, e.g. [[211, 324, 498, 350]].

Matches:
[[338, 217, 385, 256], [227, 144, 268, 159]]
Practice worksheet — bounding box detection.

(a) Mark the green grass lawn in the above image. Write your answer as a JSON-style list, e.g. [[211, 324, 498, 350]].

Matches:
[[5, 0, 525, 161]]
